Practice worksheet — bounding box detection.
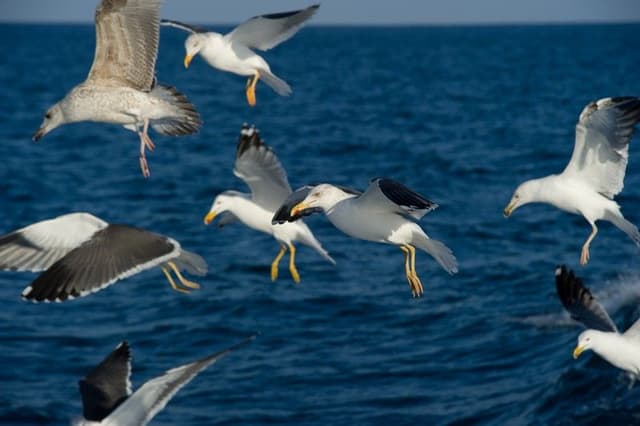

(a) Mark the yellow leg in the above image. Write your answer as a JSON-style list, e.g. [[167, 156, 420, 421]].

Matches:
[[580, 223, 598, 266], [245, 71, 260, 106], [271, 245, 287, 282], [406, 245, 423, 297], [288, 243, 300, 283], [162, 266, 190, 294], [400, 246, 411, 279], [168, 261, 200, 289]]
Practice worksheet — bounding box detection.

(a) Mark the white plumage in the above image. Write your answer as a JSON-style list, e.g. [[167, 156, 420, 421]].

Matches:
[[504, 97, 640, 265], [161, 5, 319, 106]]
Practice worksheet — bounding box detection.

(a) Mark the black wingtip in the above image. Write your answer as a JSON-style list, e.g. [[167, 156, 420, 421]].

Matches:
[[555, 264, 592, 310], [236, 123, 264, 158]]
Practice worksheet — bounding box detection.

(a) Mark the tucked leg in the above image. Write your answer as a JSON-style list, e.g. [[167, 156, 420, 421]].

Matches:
[[137, 118, 154, 178], [245, 71, 260, 106], [288, 242, 300, 283], [168, 261, 200, 289], [270, 245, 287, 282], [161, 266, 190, 294], [580, 222, 598, 266]]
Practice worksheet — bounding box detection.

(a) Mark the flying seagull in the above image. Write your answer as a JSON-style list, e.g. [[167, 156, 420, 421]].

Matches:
[[33, 0, 201, 178], [161, 4, 319, 106], [555, 265, 640, 378], [273, 178, 458, 297], [504, 97, 640, 265], [0, 212, 206, 302], [71, 336, 255, 426], [204, 124, 334, 283]]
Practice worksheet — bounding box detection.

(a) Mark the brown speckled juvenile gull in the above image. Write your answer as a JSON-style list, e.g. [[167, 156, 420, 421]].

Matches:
[[0, 212, 207, 302], [33, 0, 201, 178]]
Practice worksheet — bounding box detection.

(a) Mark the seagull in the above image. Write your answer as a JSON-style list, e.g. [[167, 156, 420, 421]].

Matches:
[[0, 212, 206, 302], [504, 97, 640, 265], [274, 178, 458, 297], [555, 265, 640, 379], [161, 4, 319, 106], [33, 0, 201, 178], [71, 336, 255, 426], [204, 124, 334, 283]]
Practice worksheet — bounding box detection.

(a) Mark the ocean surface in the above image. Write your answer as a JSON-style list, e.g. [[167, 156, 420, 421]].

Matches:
[[1, 22, 640, 426]]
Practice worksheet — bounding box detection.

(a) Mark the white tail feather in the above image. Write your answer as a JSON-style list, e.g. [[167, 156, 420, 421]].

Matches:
[[412, 234, 458, 274], [259, 69, 292, 96]]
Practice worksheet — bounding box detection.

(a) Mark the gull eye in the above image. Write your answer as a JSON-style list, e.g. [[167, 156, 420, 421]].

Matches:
[[45, 112, 51, 119]]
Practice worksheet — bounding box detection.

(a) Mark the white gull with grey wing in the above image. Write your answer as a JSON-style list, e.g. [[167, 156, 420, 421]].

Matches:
[[161, 5, 319, 106], [555, 265, 640, 378], [71, 337, 254, 426], [0, 212, 206, 302], [33, 0, 201, 178], [505, 97, 640, 265], [204, 124, 334, 283], [282, 178, 458, 297]]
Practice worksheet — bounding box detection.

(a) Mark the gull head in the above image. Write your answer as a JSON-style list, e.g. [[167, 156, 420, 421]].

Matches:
[[33, 103, 64, 141], [503, 180, 540, 217], [204, 191, 243, 225], [291, 184, 346, 216], [184, 33, 207, 68], [573, 330, 597, 359]]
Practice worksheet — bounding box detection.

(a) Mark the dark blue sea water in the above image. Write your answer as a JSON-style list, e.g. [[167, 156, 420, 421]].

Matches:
[[1, 22, 640, 425]]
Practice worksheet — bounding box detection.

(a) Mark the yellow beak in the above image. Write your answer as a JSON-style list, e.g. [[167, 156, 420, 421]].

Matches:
[[573, 345, 585, 359], [503, 200, 516, 218], [290, 201, 309, 217], [204, 211, 217, 225], [184, 54, 194, 68]]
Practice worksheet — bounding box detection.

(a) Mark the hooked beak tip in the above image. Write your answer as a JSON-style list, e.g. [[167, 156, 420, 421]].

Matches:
[[184, 54, 193, 69], [203, 211, 216, 225], [32, 129, 43, 141], [573, 346, 584, 359]]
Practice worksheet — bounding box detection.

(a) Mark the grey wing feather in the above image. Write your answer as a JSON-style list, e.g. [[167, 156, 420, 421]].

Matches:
[[79, 341, 132, 422], [102, 336, 255, 426], [87, 0, 162, 91], [21, 224, 179, 302], [160, 19, 205, 34], [554, 265, 617, 332], [562, 97, 640, 198], [226, 4, 319, 51], [234, 124, 292, 211], [0, 212, 107, 272], [358, 178, 438, 220]]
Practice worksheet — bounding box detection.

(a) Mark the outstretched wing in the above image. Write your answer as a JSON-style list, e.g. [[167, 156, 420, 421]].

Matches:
[[87, 0, 162, 91], [226, 4, 319, 51], [357, 177, 438, 220], [554, 265, 617, 332], [103, 336, 256, 426], [234, 124, 292, 212], [0, 212, 107, 272], [160, 19, 206, 34], [21, 224, 181, 302], [79, 341, 132, 422], [562, 97, 640, 198]]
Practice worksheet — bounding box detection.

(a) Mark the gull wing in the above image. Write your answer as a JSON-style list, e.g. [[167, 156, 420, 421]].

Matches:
[[160, 19, 205, 34], [233, 124, 292, 212], [21, 224, 182, 302], [225, 4, 319, 51], [554, 265, 618, 332], [86, 0, 162, 91], [79, 342, 132, 422], [101, 336, 255, 426], [356, 177, 438, 220], [561, 97, 640, 198], [0, 212, 107, 273]]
